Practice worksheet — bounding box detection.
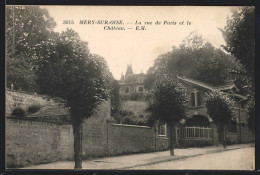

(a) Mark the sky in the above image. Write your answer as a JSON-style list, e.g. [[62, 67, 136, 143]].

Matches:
[[41, 6, 236, 80]]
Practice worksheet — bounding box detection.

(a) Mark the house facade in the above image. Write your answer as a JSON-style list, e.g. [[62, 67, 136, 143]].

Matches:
[[118, 64, 147, 100], [156, 76, 254, 147]]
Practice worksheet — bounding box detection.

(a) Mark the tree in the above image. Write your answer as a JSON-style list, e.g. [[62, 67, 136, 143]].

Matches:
[[6, 54, 37, 91], [205, 91, 235, 148], [179, 31, 205, 50], [35, 29, 111, 169], [221, 7, 255, 81], [189, 43, 241, 86], [145, 33, 241, 88], [147, 75, 189, 155], [6, 6, 56, 92], [110, 80, 121, 116], [221, 7, 255, 133], [6, 6, 56, 57]]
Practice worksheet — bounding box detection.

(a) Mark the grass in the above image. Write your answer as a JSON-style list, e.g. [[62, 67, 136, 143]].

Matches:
[[121, 101, 148, 116]]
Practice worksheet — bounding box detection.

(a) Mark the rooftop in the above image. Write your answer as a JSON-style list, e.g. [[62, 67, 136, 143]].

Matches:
[[177, 76, 246, 100]]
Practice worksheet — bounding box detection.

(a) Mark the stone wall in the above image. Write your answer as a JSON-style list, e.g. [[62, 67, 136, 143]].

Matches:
[[241, 126, 255, 143], [6, 117, 161, 168], [226, 132, 239, 144], [6, 114, 254, 168], [6, 118, 73, 168], [6, 100, 168, 168], [82, 100, 110, 158], [179, 139, 213, 147], [107, 123, 155, 155], [155, 136, 169, 150]]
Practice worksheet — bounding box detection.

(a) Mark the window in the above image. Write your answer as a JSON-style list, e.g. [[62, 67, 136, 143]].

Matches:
[[139, 86, 144, 92], [125, 87, 130, 94], [158, 123, 167, 136], [191, 90, 202, 107], [197, 92, 201, 106], [191, 92, 195, 107]]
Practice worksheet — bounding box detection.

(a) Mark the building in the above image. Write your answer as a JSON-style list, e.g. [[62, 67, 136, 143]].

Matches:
[[118, 64, 147, 99], [177, 76, 248, 127], [157, 76, 254, 146], [118, 65, 254, 145]]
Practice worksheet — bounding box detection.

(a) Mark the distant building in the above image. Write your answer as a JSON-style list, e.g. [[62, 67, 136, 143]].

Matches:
[[118, 64, 147, 98]]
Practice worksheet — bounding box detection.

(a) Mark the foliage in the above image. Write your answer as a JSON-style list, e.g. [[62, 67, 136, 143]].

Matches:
[[179, 31, 205, 50], [221, 7, 255, 131], [110, 80, 121, 116], [206, 91, 235, 124], [221, 7, 255, 80], [130, 92, 145, 101], [147, 74, 189, 155], [145, 32, 241, 88], [11, 107, 26, 118], [112, 100, 150, 126], [189, 43, 241, 86], [6, 6, 56, 57], [35, 28, 110, 122], [34, 28, 111, 168], [90, 54, 113, 89], [147, 75, 189, 124], [6, 55, 37, 91], [205, 91, 235, 147], [143, 69, 156, 91], [6, 6, 56, 92], [112, 109, 151, 126], [27, 104, 41, 114]]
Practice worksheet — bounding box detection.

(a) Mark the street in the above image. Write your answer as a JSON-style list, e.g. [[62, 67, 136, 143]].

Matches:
[[21, 143, 254, 170], [129, 147, 255, 170]]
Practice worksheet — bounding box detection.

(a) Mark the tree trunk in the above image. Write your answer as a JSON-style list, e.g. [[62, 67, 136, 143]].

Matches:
[[223, 124, 227, 149], [72, 120, 83, 169], [175, 126, 180, 148], [169, 123, 174, 156]]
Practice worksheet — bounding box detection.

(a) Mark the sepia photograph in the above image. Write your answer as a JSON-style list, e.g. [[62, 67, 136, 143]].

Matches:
[[5, 5, 255, 170]]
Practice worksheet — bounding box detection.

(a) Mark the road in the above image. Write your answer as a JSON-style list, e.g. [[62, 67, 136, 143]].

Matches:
[[129, 147, 255, 170]]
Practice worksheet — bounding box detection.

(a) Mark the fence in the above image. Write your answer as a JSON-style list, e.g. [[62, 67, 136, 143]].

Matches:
[[178, 126, 213, 140]]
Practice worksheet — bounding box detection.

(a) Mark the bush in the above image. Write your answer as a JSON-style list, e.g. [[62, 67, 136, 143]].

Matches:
[[130, 92, 145, 101], [11, 107, 26, 118], [112, 109, 151, 126], [27, 104, 41, 114]]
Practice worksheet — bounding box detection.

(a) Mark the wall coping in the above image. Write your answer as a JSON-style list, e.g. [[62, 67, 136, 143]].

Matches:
[[6, 116, 71, 125], [112, 123, 151, 129]]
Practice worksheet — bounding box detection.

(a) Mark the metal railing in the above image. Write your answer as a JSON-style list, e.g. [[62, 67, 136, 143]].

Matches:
[[177, 126, 212, 140]]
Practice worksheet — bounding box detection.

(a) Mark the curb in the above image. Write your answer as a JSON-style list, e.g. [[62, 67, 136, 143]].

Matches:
[[118, 144, 254, 170]]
